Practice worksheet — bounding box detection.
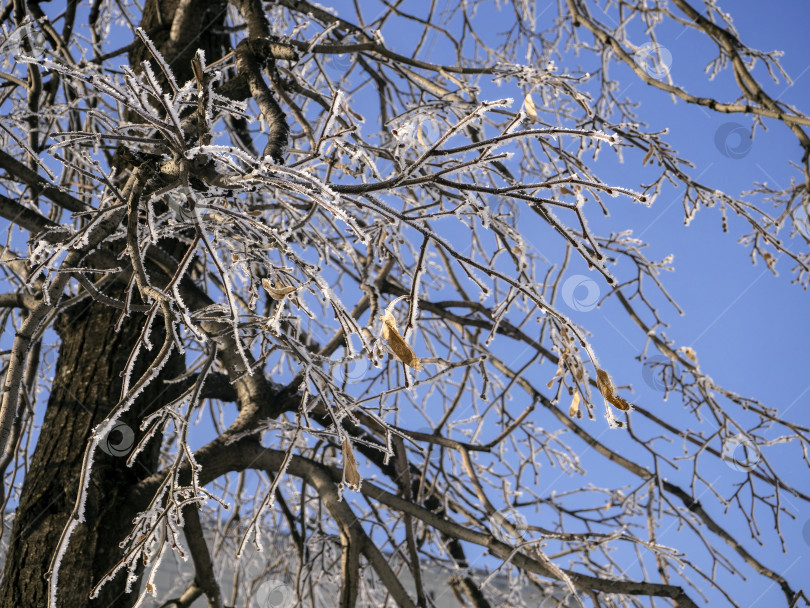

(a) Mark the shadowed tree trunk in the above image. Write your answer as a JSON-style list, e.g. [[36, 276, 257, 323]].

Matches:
[[0, 297, 185, 607], [0, 1, 227, 604]]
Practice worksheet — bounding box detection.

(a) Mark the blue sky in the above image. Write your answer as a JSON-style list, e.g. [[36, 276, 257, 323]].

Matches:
[[535, 2, 810, 604], [362, 1, 810, 604]]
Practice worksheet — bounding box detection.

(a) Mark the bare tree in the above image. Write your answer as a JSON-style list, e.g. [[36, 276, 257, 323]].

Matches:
[[0, 1, 807, 607]]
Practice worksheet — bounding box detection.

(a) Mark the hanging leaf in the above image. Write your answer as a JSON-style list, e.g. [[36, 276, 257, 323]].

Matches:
[[595, 368, 631, 411], [381, 313, 421, 370], [569, 391, 581, 418], [548, 358, 565, 388], [524, 93, 538, 121], [190, 54, 205, 88], [261, 278, 297, 299], [342, 437, 362, 490]]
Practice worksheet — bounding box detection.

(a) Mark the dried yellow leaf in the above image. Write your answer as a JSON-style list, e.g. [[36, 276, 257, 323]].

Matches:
[[342, 437, 362, 489], [548, 360, 565, 388], [595, 368, 631, 411], [261, 278, 297, 300], [680, 347, 698, 364], [381, 313, 421, 370], [524, 93, 538, 121], [569, 391, 581, 418]]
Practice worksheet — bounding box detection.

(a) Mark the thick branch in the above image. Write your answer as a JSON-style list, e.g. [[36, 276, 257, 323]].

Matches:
[[234, 38, 289, 163]]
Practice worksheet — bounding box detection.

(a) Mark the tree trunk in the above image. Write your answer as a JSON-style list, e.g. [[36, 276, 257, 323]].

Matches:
[[0, 3, 230, 606], [0, 297, 184, 607]]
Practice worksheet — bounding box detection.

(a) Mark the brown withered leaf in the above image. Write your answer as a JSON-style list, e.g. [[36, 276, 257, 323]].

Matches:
[[569, 391, 581, 418], [595, 368, 631, 411], [191, 55, 204, 88], [342, 437, 362, 489], [680, 347, 698, 364], [381, 313, 421, 370], [261, 278, 297, 300]]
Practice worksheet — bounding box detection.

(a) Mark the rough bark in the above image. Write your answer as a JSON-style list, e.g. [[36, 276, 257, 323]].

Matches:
[[0, 297, 184, 607], [0, 4, 228, 603]]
